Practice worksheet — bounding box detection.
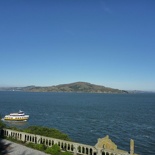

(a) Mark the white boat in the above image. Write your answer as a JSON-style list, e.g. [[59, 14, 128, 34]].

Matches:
[[3, 110, 29, 121]]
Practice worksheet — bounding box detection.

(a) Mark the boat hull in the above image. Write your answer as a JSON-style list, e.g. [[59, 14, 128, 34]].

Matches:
[[4, 115, 29, 121]]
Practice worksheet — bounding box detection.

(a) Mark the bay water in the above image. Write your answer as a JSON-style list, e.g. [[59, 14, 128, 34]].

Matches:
[[0, 91, 155, 155]]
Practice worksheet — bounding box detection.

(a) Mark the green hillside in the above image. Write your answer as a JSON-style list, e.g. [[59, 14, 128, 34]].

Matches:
[[23, 82, 128, 93]]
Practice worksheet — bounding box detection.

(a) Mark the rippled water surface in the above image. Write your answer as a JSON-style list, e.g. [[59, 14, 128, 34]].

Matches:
[[0, 91, 155, 155]]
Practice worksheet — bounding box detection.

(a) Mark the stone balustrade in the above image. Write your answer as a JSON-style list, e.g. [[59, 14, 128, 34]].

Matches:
[[1, 128, 138, 155]]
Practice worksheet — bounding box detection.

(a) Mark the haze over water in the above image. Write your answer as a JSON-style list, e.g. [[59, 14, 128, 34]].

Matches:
[[0, 91, 155, 155]]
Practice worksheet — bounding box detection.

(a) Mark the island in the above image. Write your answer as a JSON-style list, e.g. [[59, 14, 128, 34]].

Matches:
[[0, 82, 128, 93]]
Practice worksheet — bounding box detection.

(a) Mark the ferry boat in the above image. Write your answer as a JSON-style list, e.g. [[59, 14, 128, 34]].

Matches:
[[3, 110, 29, 121]]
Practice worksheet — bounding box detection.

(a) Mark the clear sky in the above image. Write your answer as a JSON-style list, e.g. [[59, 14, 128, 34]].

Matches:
[[0, 0, 155, 91]]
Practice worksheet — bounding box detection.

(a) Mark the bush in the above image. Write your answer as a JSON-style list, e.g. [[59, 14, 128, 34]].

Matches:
[[35, 144, 47, 151], [23, 126, 71, 141], [45, 144, 61, 155], [45, 147, 53, 154], [0, 117, 6, 129], [25, 142, 35, 148]]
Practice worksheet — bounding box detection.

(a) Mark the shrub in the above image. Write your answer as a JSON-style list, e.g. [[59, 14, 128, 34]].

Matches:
[[23, 126, 71, 141], [35, 144, 47, 151], [45, 144, 61, 155], [45, 147, 53, 154], [0, 117, 6, 128], [25, 142, 35, 148]]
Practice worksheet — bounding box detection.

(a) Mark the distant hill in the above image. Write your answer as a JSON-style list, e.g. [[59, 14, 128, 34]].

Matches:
[[21, 82, 128, 93], [0, 82, 128, 93]]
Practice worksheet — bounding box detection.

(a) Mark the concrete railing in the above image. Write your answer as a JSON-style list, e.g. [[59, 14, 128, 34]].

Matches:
[[2, 128, 138, 155]]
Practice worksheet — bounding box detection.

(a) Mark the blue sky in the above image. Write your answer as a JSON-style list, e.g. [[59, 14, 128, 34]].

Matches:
[[0, 0, 155, 91]]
